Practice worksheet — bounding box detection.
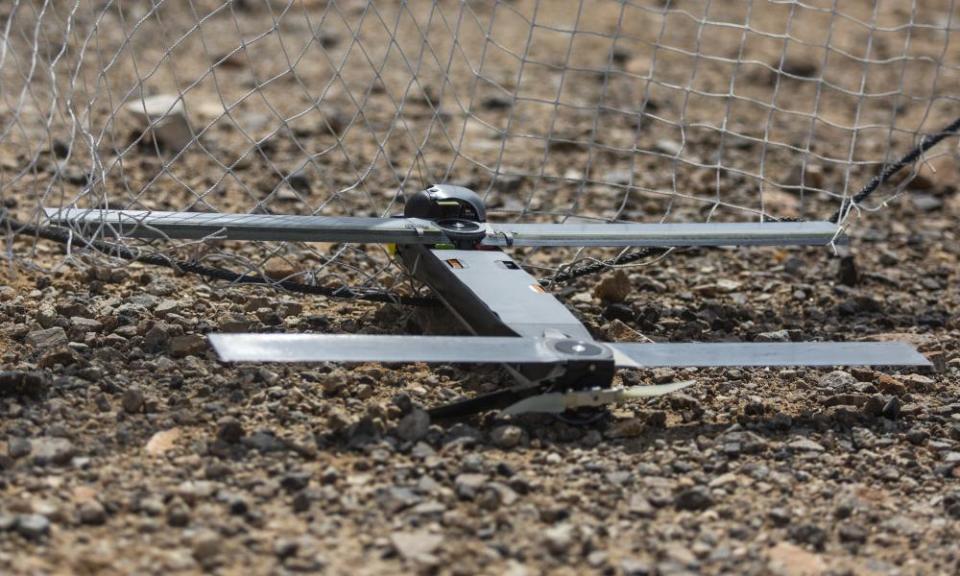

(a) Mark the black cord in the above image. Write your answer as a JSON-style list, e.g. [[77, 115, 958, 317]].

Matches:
[[0, 211, 439, 308], [831, 115, 960, 223], [540, 247, 666, 286]]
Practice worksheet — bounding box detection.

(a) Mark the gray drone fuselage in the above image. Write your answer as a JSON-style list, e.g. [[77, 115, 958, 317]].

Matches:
[[397, 185, 617, 397]]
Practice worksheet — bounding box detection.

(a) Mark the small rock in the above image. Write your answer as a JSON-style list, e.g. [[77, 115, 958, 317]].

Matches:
[[490, 425, 523, 449], [757, 330, 790, 343], [882, 396, 901, 419], [31, 437, 75, 466], [169, 334, 206, 358], [390, 530, 443, 561], [244, 430, 287, 453], [594, 270, 632, 303], [122, 386, 145, 414], [263, 257, 297, 280], [155, 300, 179, 317], [655, 139, 683, 155], [78, 501, 107, 526], [26, 327, 68, 350], [280, 471, 311, 493], [768, 507, 791, 527], [628, 493, 654, 518], [861, 395, 885, 418], [145, 428, 181, 456], [837, 523, 867, 544], [837, 255, 858, 287], [819, 370, 856, 391], [192, 530, 223, 563], [396, 409, 430, 442], [543, 523, 575, 555], [143, 324, 170, 352], [7, 437, 31, 459], [166, 501, 191, 527], [454, 474, 487, 500], [15, 514, 50, 540], [674, 486, 713, 511], [651, 368, 675, 384], [481, 95, 512, 110], [875, 374, 907, 396], [788, 438, 825, 452], [125, 94, 193, 152], [0, 371, 49, 399], [286, 168, 312, 195], [216, 417, 245, 444]]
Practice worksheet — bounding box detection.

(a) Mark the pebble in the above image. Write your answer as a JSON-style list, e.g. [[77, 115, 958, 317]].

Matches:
[[169, 334, 206, 358], [674, 486, 714, 511], [756, 329, 790, 343], [78, 500, 107, 526], [543, 523, 575, 555], [216, 417, 245, 444], [26, 327, 68, 350], [837, 255, 859, 286], [396, 409, 430, 442], [122, 386, 145, 414], [454, 474, 487, 500], [390, 530, 443, 561], [594, 270, 632, 303], [651, 368, 676, 384], [15, 514, 50, 540], [0, 371, 49, 399], [192, 530, 223, 562], [819, 370, 856, 391], [490, 425, 523, 449], [30, 436, 76, 466], [8, 437, 31, 459], [788, 438, 825, 452]]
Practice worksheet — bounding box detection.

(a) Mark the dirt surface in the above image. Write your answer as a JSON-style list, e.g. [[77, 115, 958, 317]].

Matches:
[[1, 1, 959, 575]]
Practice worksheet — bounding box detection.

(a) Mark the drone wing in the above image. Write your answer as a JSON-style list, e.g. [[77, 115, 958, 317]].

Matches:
[[482, 220, 842, 248], [46, 208, 839, 248], [44, 208, 448, 244], [209, 334, 928, 368], [609, 341, 930, 368], [208, 334, 559, 364]]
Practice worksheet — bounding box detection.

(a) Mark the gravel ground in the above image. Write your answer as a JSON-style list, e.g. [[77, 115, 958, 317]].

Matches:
[[1, 1, 959, 575]]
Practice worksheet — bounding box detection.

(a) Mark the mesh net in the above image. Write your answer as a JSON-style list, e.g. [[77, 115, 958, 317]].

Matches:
[[2, 0, 958, 295]]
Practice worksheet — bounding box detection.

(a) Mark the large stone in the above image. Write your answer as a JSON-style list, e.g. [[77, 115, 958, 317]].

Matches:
[[674, 486, 714, 511], [594, 270, 632, 303], [125, 94, 193, 152], [145, 428, 181, 456], [390, 530, 443, 561], [26, 327, 68, 350], [15, 514, 50, 540], [31, 437, 75, 466], [490, 425, 523, 449], [396, 409, 430, 442], [169, 334, 206, 358]]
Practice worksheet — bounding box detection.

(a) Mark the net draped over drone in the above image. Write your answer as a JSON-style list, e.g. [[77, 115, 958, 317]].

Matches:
[[42, 183, 932, 419]]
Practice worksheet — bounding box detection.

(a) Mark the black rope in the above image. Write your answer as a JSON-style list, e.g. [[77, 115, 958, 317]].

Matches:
[[0, 211, 439, 307], [831, 115, 960, 223], [541, 247, 666, 286]]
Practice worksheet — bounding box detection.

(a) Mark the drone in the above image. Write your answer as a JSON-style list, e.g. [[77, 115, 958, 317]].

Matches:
[[46, 184, 929, 419]]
